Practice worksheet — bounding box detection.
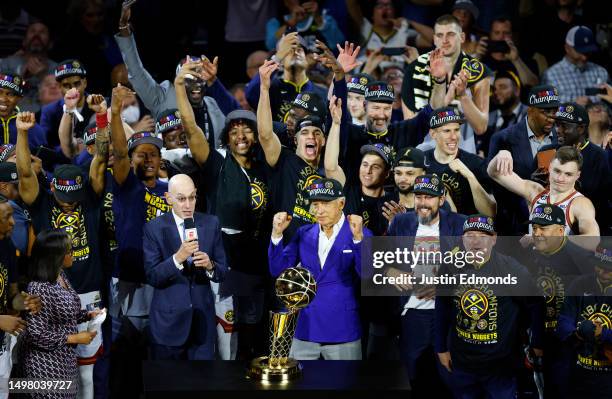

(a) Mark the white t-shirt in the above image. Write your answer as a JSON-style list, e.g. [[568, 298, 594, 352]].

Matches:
[[406, 221, 440, 310], [359, 18, 417, 68]]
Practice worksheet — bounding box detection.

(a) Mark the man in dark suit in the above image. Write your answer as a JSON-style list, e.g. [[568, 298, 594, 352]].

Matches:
[[386, 174, 466, 397], [269, 178, 371, 360], [487, 85, 560, 234], [143, 174, 227, 360]]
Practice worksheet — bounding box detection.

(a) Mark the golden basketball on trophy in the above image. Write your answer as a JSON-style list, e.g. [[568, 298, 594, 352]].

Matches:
[[247, 266, 317, 382]]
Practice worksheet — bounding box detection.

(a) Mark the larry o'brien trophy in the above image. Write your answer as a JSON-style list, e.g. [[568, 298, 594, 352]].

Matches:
[[247, 266, 317, 382]]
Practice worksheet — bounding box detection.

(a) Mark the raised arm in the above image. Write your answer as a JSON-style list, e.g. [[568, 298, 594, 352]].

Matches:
[[571, 197, 600, 239], [87, 94, 109, 196], [175, 59, 210, 167], [324, 96, 346, 186], [487, 150, 542, 201], [450, 158, 496, 217], [110, 84, 135, 185], [459, 77, 491, 134], [257, 60, 282, 167], [201, 55, 241, 114], [15, 112, 39, 206], [115, 2, 166, 114], [345, 0, 363, 29], [58, 88, 81, 159]]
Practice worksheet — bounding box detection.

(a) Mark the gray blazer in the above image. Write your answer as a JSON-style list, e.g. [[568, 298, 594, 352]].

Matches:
[[114, 33, 225, 148]]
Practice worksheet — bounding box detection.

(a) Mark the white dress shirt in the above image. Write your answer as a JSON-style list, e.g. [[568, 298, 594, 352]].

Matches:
[[271, 214, 362, 269]]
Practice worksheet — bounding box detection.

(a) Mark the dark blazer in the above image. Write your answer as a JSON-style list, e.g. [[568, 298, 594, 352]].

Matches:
[[40, 97, 95, 148], [487, 116, 558, 179], [387, 209, 467, 240], [269, 220, 373, 344], [143, 211, 227, 351]]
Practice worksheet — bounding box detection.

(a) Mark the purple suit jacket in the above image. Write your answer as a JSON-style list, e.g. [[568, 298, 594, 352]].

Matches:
[[269, 219, 372, 344]]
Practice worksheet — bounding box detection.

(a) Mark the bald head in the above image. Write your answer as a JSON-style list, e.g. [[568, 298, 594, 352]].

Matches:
[[166, 174, 197, 219]]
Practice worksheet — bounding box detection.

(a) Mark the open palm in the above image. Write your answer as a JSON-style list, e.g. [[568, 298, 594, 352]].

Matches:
[[336, 42, 362, 73]]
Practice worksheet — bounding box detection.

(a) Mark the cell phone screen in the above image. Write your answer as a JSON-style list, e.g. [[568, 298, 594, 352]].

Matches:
[[381, 47, 405, 56], [585, 87, 605, 96]]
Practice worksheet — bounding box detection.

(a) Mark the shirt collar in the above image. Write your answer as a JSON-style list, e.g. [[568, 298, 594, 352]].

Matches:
[[319, 213, 345, 236], [172, 209, 185, 229]]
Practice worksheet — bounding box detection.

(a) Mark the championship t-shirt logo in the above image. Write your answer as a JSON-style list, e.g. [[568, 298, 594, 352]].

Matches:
[[251, 181, 266, 210], [461, 289, 488, 320], [52, 207, 90, 261], [461, 58, 484, 83]]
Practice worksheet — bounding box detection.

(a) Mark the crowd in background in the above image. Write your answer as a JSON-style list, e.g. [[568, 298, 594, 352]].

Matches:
[[0, 0, 611, 398]]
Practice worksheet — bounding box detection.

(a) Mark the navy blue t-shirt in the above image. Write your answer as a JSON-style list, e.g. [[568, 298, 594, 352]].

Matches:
[[112, 170, 170, 282], [28, 185, 102, 294]]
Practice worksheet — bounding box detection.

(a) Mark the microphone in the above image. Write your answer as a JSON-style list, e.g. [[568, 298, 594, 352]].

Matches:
[[184, 217, 198, 242]]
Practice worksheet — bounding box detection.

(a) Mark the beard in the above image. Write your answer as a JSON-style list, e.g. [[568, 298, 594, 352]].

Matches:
[[398, 186, 412, 195], [416, 206, 438, 224]]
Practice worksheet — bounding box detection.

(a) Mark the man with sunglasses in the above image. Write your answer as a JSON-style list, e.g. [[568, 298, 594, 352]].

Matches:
[[486, 85, 560, 234]]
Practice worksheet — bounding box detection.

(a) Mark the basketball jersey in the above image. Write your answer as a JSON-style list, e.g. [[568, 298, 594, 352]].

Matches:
[[530, 189, 584, 235]]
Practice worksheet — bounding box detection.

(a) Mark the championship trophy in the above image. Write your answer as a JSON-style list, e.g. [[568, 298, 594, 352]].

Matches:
[[247, 266, 317, 382]]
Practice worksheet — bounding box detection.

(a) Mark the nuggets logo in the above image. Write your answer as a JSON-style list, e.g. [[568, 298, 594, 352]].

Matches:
[[461, 289, 488, 320], [537, 275, 557, 303], [304, 174, 322, 190], [225, 310, 234, 323], [302, 94, 310, 102], [359, 77, 368, 85], [544, 206, 552, 214], [52, 207, 89, 261], [175, 110, 180, 118], [250, 182, 265, 210], [566, 105, 574, 113], [13, 76, 20, 86], [56, 212, 80, 244], [589, 313, 611, 329], [73, 61, 80, 68], [461, 58, 484, 83], [431, 176, 439, 185], [325, 181, 333, 189], [387, 84, 393, 91]]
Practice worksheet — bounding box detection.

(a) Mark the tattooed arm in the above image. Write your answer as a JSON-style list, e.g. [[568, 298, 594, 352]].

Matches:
[[88, 94, 109, 197]]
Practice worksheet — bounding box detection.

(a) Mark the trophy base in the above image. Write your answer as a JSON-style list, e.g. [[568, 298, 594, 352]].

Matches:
[[246, 356, 303, 382]]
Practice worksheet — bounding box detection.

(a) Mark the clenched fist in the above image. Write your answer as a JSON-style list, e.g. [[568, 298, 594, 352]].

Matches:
[[272, 212, 292, 238], [87, 94, 107, 115], [16, 112, 36, 131], [347, 214, 363, 241]]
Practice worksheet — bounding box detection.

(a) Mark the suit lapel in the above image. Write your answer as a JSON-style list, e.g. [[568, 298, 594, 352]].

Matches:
[[163, 213, 183, 256], [318, 222, 350, 281], [307, 225, 322, 279]]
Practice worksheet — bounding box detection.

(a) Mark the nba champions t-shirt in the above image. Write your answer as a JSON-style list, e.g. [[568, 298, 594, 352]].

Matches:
[[29, 186, 102, 294], [112, 170, 170, 283], [272, 148, 324, 239]]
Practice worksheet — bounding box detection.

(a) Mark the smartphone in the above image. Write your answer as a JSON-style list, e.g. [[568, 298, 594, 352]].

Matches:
[[585, 87, 606, 96], [487, 40, 510, 54], [381, 47, 405, 56]]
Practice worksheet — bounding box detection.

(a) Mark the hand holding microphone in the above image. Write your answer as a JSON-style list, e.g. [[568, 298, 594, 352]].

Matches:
[[175, 217, 199, 264]]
